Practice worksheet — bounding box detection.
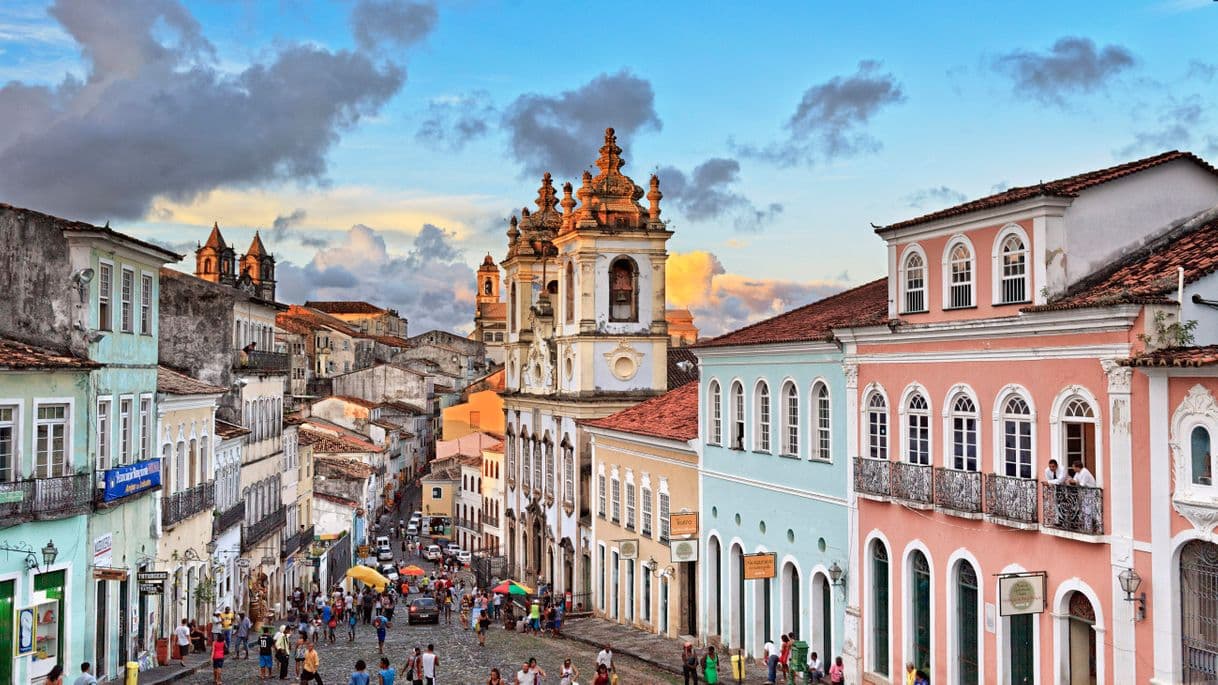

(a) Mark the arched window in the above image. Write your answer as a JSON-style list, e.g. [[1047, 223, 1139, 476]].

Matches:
[[812, 382, 832, 460], [730, 382, 745, 450], [999, 233, 1028, 304], [1192, 426, 1213, 486], [782, 382, 799, 456], [867, 392, 888, 460], [946, 240, 974, 309], [870, 540, 890, 676], [906, 392, 930, 465], [1002, 396, 1033, 478], [903, 250, 927, 313], [955, 561, 979, 684], [609, 257, 638, 322], [1062, 397, 1097, 475], [910, 550, 932, 674], [708, 381, 722, 446], [755, 381, 771, 452], [950, 394, 979, 471], [564, 261, 575, 324]]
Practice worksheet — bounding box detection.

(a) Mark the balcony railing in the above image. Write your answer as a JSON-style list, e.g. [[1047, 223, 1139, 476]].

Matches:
[[234, 349, 290, 372], [1042, 483, 1104, 535], [891, 462, 933, 506], [162, 482, 215, 528], [281, 524, 315, 559], [934, 468, 983, 516], [214, 500, 245, 536], [481, 515, 500, 529], [985, 474, 1039, 526], [456, 517, 479, 531], [0, 473, 93, 528], [242, 507, 287, 552], [854, 457, 891, 499]]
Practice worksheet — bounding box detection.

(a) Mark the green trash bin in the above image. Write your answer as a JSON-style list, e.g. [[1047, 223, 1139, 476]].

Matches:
[[788, 641, 808, 684]]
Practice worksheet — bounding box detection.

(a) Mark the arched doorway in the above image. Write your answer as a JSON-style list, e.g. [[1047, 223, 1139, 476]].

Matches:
[[708, 537, 722, 638], [730, 544, 745, 649], [1066, 592, 1097, 684], [781, 561, 800, 637], [1182, 540, 1218, 682], [811, 572, 832, 667], [908, 550, 931, 674], [520, 530, 528, 576], [531, 518, 543, 580]]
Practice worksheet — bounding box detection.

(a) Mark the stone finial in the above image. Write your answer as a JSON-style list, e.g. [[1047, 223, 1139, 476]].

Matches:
[[647, 174, 662, 222], [535, 172, 558, 215], [507, 215, 520, 241], [594, 127, 624, 178], [521, 207, 531, 218], [561, 182, 576, 218]]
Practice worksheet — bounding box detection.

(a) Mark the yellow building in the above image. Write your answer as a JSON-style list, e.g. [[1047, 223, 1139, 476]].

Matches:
[[421, 464, 457, 519], [585, 381, 701, 637], [441, 387, 504, 440]]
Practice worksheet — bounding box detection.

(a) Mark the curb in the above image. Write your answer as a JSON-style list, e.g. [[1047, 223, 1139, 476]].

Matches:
[[139, 655, 212, 685], [559, 629, 683, 677]]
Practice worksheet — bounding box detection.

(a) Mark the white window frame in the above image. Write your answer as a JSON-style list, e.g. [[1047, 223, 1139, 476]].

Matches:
[[118, 395, 133, 464], [139, 394, 153, 460], [34, 399, 72, 478], [811, 380, 832, 461], [900, 244, 928, 314], [899, 384, 931, 466], [610, 470, 621, 524], [943, 385, 980, 471], [992, 385, 1036, 479], [942, 235, 976, 310], [1048, 386, 1104, 486], [598, 468, 607, 519], [754, 380, 771, 453], [708, 380, 722, 446], [658, 483, 671, 542], [864, 386, 889, 461], [119, 266, 135, 333], [625, 470, 636, 530], [781, 381, 799, 457], [97, 396, 113, 471], [0, 401, 21, 482], [992, 223, 1031, 306], [140, 272, 153, 335], [562, 442, 574, 505], [641, 481, 653, 537], [97, 259, 114, 331], [730, 381, 745, 450]]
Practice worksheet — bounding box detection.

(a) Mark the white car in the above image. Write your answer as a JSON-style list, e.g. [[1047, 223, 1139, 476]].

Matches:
[[406, 524, 419, 537], [456, 550, 472, 565], [375, 536, 393, 561], [379, 564, 400, 583], [425, 544, 443, 561], [445, 542, 461, 557]]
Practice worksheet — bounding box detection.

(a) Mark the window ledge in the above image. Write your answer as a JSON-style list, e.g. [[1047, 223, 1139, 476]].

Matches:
[[943, 304, 978, 311], [808, 457, 834, 464], [992, 299, 1031, 307], [901, 308, 929, 315], [754, 449, 772, 456], [777, 453, 800, 460]]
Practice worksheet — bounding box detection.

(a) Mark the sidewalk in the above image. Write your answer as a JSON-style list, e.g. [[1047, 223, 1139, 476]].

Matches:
[[138, 650, 210, 685], [561, 615, 769, 682]]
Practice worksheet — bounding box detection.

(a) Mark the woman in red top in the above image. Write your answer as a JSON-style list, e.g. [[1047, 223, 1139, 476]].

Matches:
[[212, 636, 226, 684]]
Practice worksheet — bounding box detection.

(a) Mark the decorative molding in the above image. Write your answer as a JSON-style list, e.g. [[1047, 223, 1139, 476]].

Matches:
[[1101, 358, 1133, 394], [1170, 384, 1218, 532], [843, 363, 859, 390], [603, 339, 643, 381]]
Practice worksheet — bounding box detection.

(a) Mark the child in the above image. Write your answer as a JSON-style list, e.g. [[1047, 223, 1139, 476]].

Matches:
[[349, 660, 370, 685], [211, 635, 226, 685], [374, 617, 388, 654], [347, 609, 358, 642]]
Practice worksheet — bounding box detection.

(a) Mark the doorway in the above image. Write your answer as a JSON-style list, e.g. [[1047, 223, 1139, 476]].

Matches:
[[1066, 592, 1097, 685], [0, 580, 13, 685], [1181, 540, 1218, 682], [683, 561, 698, 636]]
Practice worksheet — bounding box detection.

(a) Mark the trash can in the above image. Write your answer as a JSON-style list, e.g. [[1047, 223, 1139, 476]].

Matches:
[[125, 661, 139, 685], [789, 641, 809, 684], [731, 652, 746, 681]]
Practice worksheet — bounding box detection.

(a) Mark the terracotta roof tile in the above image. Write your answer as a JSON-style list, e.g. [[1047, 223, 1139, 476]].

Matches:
[[582, 381, 698, 442], [318, 395, 378, 409], [299, 426, 383, 453], [1025, 209, 1218, 312], [666, 347, 699, 389], [315, 454, 374, 479], [0, 337, 99, 370], [1120, 345, 1218, 367], [305, 301, 386, 315], [215, 419, 250, 439], [377, 400, 427, 414], [157, 366, 226, 395], [277, 306, 361, 336], [696, 278, 889, 348], [373, 335, 411, 348], [879, 151, 1218, 232]]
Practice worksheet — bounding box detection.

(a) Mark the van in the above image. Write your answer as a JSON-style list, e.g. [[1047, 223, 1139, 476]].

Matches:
[[406, 524, 419, 537], [375, 536, 393, 561], [425, 544, 443, 561]]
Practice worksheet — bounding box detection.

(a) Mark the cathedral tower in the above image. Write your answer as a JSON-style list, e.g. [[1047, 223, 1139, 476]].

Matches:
[[195, 222, 237, 286]]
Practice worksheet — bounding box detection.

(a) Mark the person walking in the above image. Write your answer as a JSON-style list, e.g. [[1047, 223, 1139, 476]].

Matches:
[[174, 619, 192, 665], [274, 625, 291, 680], [558, 659, 578, 685], [375, 617, 388, 654], [487, 668, 505, 685], [403, 647, 423, 685], [592, 665, 610, 685], [596, 645, 614, 672], [420, 644, 438, 685], [220, 606, 236, 650], [349, 660, 371, 685], [257, 626, 275, 681], [211, 634, 226, 685], [682, 642, 700, 685], [477, 607, 490, 647], [294, 632, 308, 677], [347, 608, 358, 642], [236, 613, 253, 659], [377, 658, 396, 685], [211, 612, 225, 648], [301, 642, 323, 685], [527, 658, 546, 684], [702, 646, 719, 685], [515, 661, 535, 685]]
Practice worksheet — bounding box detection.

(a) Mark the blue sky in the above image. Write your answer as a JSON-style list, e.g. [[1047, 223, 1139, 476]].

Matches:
[[1, 0, 1215, 333]]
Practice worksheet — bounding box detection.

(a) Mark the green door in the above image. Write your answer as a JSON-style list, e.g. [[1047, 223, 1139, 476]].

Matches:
[[0, 579, 14, 685], [1009, 613, 1035, 685]]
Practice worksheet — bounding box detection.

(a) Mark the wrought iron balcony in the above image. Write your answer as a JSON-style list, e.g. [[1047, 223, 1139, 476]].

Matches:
[[234, 349, 290, 372], [985, 474, 1039, 527], [242, 507, 287, 552], [214, 500, 245, 536], [854, 457, 891, 499], [1042, 483, 1104, 536], [456, 516, 479, 531], [281, 524, 315, 559], [891, 462, 934, 507], [162, 482, 215, 528], [482, 515, 500, 528], [934, 467, 983, 516], [0, 473, 92, 528]]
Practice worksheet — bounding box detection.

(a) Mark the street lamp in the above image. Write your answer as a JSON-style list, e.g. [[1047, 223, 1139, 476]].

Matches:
[[41, 540, 58, 567], [828, 561, 846, 587], [1118, 567, 1146, 621]]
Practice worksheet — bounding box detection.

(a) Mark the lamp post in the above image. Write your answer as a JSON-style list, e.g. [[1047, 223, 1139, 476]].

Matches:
[[1118, 567, 1146, 621]]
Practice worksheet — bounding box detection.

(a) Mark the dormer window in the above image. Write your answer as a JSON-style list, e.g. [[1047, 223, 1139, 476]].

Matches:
[[945, 238, 975, 309], [609, 257, 638, 322], [901, 247, 927, 314], [995, 225, 1030, 305]]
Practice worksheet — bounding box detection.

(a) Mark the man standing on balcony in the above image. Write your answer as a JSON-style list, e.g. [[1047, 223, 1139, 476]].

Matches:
[[1043, 459, 1065, 485]]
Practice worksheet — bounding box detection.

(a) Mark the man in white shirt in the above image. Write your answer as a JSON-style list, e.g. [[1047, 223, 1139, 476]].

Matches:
[[807, 652, 823, 682], [1043, 459, 1065, 484], [1070, 461, 1096, 487], [173, 619, 191, 665], [421, 643, 438, 685], [72, 662, 98, 685], [596, 644, 614, 671], [763, 640, 778, 684], [515, 661, 536, 685]]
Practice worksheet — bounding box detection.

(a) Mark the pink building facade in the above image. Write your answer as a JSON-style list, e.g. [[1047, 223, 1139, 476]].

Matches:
[[844, 152, 1218, 684]]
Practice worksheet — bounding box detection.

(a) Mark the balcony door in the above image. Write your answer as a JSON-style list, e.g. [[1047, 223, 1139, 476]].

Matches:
[[1181, 540, 1218, 683]]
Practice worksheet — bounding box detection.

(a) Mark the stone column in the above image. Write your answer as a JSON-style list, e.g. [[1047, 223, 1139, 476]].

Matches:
[[1102, 358, 1136, 680], [842, 361, 861, 685]]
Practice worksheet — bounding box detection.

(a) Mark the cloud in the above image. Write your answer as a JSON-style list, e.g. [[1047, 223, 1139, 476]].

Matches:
[[350, 0, 437, 52], [269, 208, 307, 240], [656, 158, 783, 232], [1118, 97, 1204, 156], [0, 0, 410, 222], [905, 185, 968, 208], [1187, 60, 1216, 82], [665, 250, 851, 337], [992, 37, 1134, 106], [736, 60, 904, 166], [416, 91, 496, 152], [276, 223, 476, 334], [501, 70, 661, 179]]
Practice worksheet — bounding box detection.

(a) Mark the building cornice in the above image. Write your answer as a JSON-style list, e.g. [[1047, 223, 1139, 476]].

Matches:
[[834, 305, 1141, 345], [585, 427, 698, 459], [876, 196, 1072, 243]]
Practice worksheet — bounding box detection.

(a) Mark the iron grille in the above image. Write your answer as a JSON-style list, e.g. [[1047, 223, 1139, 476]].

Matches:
[[984, 474, 1038, 525]]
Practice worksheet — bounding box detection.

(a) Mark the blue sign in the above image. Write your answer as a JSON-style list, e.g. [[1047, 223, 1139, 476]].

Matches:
[[102, 458, 162, 502]]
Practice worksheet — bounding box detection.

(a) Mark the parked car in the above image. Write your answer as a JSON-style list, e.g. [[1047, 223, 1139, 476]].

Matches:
[[375, 536, 393, 561], [379, 564, 400, 583], [456, 550, 472, 566], [445, 542, 461, 556], [408, 596, 440, 624], [406, 524, 419, 537], [425, 544, 443, 561]]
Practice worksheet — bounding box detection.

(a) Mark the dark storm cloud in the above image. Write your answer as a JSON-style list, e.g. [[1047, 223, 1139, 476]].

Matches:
[[350, 0, 437, 52], [905, 185, 968, 208], [993, 37, 1135, 105], [0, 0, 413, 222], [736, 60, 904, 166], [501, 70, 662, 179], [657, 158, 783, 233], [1118, 97, 1204, 156], [415, 91, 496, 152], [269, 209, 308, 241]]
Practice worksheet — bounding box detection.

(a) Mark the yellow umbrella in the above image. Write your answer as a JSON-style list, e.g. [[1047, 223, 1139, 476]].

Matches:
[[346, 565, 390, 591]]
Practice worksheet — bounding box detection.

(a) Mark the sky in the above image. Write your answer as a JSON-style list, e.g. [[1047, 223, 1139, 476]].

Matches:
[[1, 0, 1216, 335]]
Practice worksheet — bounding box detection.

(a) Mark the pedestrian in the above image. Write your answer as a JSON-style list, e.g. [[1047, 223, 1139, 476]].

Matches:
[[300, 642, 323, 685], [592, 665, 610, 685], [384, 593, 395, 622], [347, 608, 358, 642], [487, 668, 505, 685], [374, 617, 388, 654], [779, 634, 792, 682], [828, 656, 845, 684], [221, 606, 236, 650], [211, 634, 226, 685], [174, 619, 192, 665], [477, 607, 490, 647], [420, 644, 438, 685], [378, 657, 396, 685], [553, 602, 564, 637], [596, 644, 614, 672], [558, 658, 578, 685], [72, 662, 97, 685], [763, 638, 778, 684], [403, 647, 423, 685], [349, 660, 370, 685], [275, 625, 291, 680], [528, 658, 546, 684], [237, 613, 253, 659], [528, 600, 541, 634], [515, 661, 535, 685], [211, 612, 225, 648], [257, 626, 275, 681], [682, 642, 700, 685], [702, 646, 719, 685], [294, 632, 308, 677], [904, 662, 916, 685], [46, 666, 64, 685], [327, 611, 338, 645], [807, 652, 823, 683]]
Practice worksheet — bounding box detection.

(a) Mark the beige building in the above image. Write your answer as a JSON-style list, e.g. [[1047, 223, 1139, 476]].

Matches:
[[480, 440, 505, 557], [421, 466, 456, 519], [279, 424, 315, 600], [586, 381, 700, 637], [665, 309, 699, 347], [305, 300, 407, 338], [278, 305, 361, 379], [471, 254, 507, 363], [154, 366, 227, 630]]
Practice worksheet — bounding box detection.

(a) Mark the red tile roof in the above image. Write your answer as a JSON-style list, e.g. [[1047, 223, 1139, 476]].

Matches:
[[667, 347, 699, 389], [0, 337, 99, 370], [157, 366, 226, 395], [878, 151, 1218, 233], [215, 419, 250, 439], [305, 301, 386, 315], [314, 454, 374, 479], [299, 428, 382, 454], [1026, 209, 1218, 312], [1120, 346, 1218, 368], [277, 305, 361, 336], [696, 278, 889, 348], [583, 381, 700, 442], [373, 335, 411, 348], [377, 400, 427, 414]]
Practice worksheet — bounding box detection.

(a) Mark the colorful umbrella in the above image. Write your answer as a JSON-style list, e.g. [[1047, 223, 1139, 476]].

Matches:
[[346, 565, 390, 591], [399, 565, 426, 576], [492, 580, 533, 596]]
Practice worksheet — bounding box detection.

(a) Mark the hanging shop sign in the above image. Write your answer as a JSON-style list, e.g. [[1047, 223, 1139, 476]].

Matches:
[[100, 458, 162, 502], [617, 539, 639, 560], [743, 552, 777, 580], [998, 572, 1047, 616], [669, 512, 699, 538], [137, 571, 168, 582], [670, 538, 699, 563], [138, 583, 163, 595], [93, 567, 128, 581]]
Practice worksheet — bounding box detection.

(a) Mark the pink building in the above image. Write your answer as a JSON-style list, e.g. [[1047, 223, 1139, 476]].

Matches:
[[845, 151, 1218, 684]]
